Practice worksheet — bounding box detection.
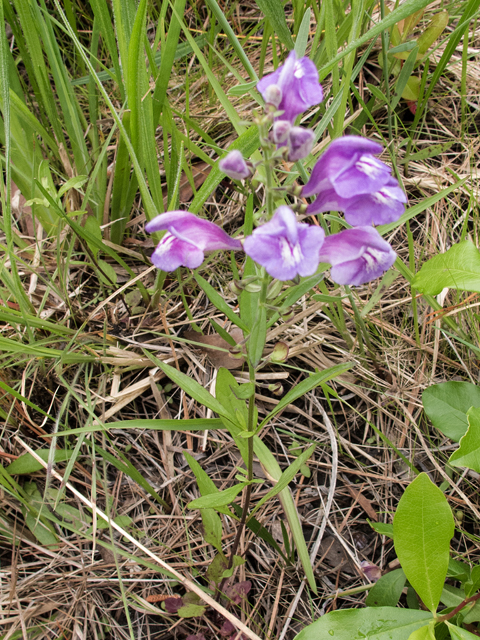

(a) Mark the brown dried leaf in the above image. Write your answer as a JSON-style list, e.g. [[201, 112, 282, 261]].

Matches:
[[183, 328, 245, 370], [345, 483, 378, 521]]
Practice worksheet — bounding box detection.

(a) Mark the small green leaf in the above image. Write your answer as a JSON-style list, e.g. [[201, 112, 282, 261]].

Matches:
[[248, 444, 315, 519], [177, 603, 206, 618], [187, 483, 246, 510], [417, 11, 449, 55], [408, 622, 436, 640], [206, 552, 228, 584], [84, 216, 102, 257], [447, 622, 480, 640], [413, 241, 480, 295], [422, 382, 480, 442], [365, 569, 406, 607], [369, 521, 394, 538], [448, 558, 471, 583], [98, 259, 117, 286], [194, 272, 249, 332], [234, 382, 255, 400], [227, 80, 257, 96], [293, 607, 433, 640], [465, 565, 480, 597], [222, 555, 244, 579], [393, 473, 454, 612], [401, 76, 421, 101], [7, 449, 74, 475], [255, 0, 294, 49], [449, 407, 480, 472], [58, 175, 88, 198]]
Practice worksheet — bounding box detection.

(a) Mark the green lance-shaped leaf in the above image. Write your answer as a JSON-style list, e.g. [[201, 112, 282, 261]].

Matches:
[[408, 622, 436, 640], [446, 622, 480, 640], [417, 11, 449, 55], [365, 569, 406, 608], [293, 607, 433, 640], [412, 241, 480, 295], [422, 381, 480, 442], [449, 407, 480, 473], [393, 473, 454, 612], [187, 483, 247, 510], [7, 450, 74, 475]]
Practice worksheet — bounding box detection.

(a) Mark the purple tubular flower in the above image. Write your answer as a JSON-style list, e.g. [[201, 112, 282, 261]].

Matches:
[[257, 50, 323, 123], [287, 127, 315, 161], [319, 226, 396, 286], [219, 150, 251, 180], [302, 136, 391, 198], [243, 206, 325, 281], [146, 211, 242, 271], [272, 120, 291, 144], [307, 176, 407, 226]]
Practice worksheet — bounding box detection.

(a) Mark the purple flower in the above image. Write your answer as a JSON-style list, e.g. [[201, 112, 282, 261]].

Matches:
[[146, 211, 242, 271], [287, 127, 315, 161], [319, 226, 396, 286], [307, 176, 407, 226], [243, 206, 325, 281], [272, 120, 291, 144], [219, 150, 251, 180], [257, 51, 323, 123], [302, 136, 391, 199]]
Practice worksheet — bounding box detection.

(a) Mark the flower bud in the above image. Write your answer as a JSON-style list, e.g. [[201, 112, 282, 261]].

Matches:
[[244, 282, 262, 293], [272, 120, 291, 144], [267, 279, 284, 300], [263, 84, 283, 109], [360, 561, 382, 583], [219, 150, 251, 180], [229, 280, 243, 295], [270, 341, 289, 363], [268, 382, 284, 396], [288, 126, 315, 161], [229, 345, 245, 359]]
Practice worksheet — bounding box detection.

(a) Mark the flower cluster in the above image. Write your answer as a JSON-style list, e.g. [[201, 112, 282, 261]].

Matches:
[[146, 51, 405, 287]]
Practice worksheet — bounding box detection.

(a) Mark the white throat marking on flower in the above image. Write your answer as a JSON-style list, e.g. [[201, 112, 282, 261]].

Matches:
[[355, 155, 384, 178], [156, 232, 177, 255], [280, 237, 303, 267], [294, 62, 305, 79], [372, 189, 395, 207], [363, 247, 389, 272]]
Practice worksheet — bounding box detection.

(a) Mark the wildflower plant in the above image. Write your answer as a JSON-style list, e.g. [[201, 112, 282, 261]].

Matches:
[[145, 50, 406, 614]]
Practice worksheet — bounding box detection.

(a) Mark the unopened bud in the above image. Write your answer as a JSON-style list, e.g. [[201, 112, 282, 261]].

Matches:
[[271, 341, 289, 363], [264, 84, 282, 109], [281, 308, 295, 322], [360, 561, 382, 583], [244, 282, 262, 293], [229, 345, 245, 359], [268, 382, 284, 395], [267, 279, 283, 300], [219, 150, 251, 180], [288, 126, 315, 161], [229, 280, 245, 295], [272, 120, 291, 144]]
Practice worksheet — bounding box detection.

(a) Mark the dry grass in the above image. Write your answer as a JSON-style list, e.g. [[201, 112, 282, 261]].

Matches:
[[1, 4, 480, 640]]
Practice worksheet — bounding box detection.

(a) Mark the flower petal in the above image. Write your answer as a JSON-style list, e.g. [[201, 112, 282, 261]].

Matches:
[[319, 226, 396, 285], [150, 233, 205, 271]]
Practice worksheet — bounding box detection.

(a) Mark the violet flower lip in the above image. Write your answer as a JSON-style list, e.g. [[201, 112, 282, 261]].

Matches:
[[302, 136, 391, 199], [307, 176, 407, 226], [257, 50, 323, 123], [146, 211, 242, 272], [243, 206, 325, 281], [318, 226, 396, 286]]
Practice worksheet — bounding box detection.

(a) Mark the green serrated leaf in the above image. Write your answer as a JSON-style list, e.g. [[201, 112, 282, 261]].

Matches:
[[393, 473, 454, 612], [365, 569, 406, 608], [422, 382, 480, 442], [293, 607, 433, 640], [449, 407, 480, 472], [413, 241, 480, 295]]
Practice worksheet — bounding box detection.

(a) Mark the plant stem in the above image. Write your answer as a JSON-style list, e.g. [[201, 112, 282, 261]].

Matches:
[[227, 365, 256, 569], [437, 592, 480, 623]]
